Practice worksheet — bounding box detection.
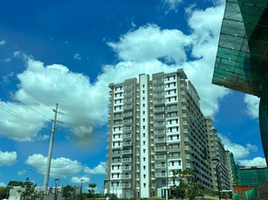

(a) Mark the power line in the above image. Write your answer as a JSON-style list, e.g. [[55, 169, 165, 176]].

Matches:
[[0, 103, 50, 131], [0, 68, 52, 108], [0, 86, 51, 121]]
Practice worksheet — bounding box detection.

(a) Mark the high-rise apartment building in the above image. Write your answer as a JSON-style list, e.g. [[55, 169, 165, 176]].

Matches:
[[206, 117, 233, 192], [105, 69, 224, 198]]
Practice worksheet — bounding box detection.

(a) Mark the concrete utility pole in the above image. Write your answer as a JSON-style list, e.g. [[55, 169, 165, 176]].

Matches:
[[44, 103, 59, 194]]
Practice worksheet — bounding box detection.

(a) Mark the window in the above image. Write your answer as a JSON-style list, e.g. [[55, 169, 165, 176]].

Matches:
[[143, 111, 145, 115], [143, 166, 146, 170], [143, 118, 145, 122], [143, 149, 145, 153], [143, 133, 145, 137], [143, 97, 145, 100], [143, 90, 145, 94], [172, 161, 174, 166], [143, 126, 145, 130], [144, 174, 146, 178], [143, 157, 146, 161], [143, 141, 145, 145], [112, 166, 114, 170], [143, 84, 145, 88], [144, 183, 146, 187], [162, 180, 166, 184], [143, 104, 145, 107]]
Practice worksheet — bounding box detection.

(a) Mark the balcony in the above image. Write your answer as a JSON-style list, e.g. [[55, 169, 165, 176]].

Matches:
[[124, 91, 133, 97], [121, 166, 132, 170], [121, 174, 132, 179], [122, 134, 132, 139], [155, 114, 165, 119], [122, 150, 132, 154], [122, 142, 132, 146], [154, 107, 165, 112], [155, 129, 166, 135], [155, 164, 167, 169], [155, 146, 166, 151], [122, 158, 132, 162], [155, 154, 166, 160], [155, 138, 166, 143], [154, 99, 165, 105], [154, 121, 165, 127], [123, 105, 133, 110], [156, 172, 167, 178]]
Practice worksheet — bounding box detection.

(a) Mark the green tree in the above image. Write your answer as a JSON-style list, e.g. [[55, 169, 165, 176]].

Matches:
[[62, 185, 75, 200], [0, 187, 8, 200], [7, 181, 24, 188], [87, 183, 97, 198], [17, 178, 39, 200], [172, 169, 200, 200]]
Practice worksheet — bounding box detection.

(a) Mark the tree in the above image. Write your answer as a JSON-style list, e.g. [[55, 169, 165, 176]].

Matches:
[[62, 185, 75, 200], [7, 181, 24, 188], [17, 178, 39, 200], [171, 169, 200, 200], [0, 187, 8, 200], [87, 183, 97, 198]]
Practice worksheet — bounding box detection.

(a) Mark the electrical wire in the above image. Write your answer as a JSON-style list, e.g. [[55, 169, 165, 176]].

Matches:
[[0, 103, 50, 131], [0, 86, 51, 121]]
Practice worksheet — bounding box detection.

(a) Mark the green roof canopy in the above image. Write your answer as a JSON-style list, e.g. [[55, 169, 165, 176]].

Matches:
[[212, 0, 268, 97]]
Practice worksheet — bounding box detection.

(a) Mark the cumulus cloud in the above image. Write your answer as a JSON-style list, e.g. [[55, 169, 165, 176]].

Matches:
[[70, 176, 90, 184], [25, 154, 84, 179], [244, 94, 259, 119], [74, 53, 81, 60], [107, 24, 192, 64], [0, 149, 17, 166], [0, 182, 6, 187], [0, 40, 6, 45], [18, 170, 27, 175], [162, 0, 183, 13], [0, 2, 229, 142], [220, 134, 258, 159], [84, 162, 107, 175], [238, 157, 267, 167]]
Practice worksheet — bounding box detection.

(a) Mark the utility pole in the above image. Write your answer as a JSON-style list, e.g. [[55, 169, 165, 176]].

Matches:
[[44, 103, 59, 194]]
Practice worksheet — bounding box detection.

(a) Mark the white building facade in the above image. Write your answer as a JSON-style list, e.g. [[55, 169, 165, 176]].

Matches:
[[105, 69, 215, 198]]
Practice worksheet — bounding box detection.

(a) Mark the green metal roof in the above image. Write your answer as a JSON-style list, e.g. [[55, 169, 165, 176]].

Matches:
[[212, 0, 268, 97]]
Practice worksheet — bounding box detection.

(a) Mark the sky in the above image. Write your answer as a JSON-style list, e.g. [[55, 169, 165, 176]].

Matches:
[[0, 0, 266, 192]]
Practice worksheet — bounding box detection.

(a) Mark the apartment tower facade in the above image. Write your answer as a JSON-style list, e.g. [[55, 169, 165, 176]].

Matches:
[[105, 69, 214, 198]]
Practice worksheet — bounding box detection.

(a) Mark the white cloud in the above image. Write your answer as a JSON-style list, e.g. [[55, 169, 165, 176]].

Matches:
[[70, 176, 90, 184], [0, 182, 6, 187], [244, 94, 259, 119], [220, 134, 258, 159], [1, 3, 229, 142], [238, 157, 267, 167], [84, 162, 107, 175], [0, 149, 17, 166], [74, 53, 81, 60], [163, 0, 183, 13], [25, 154, 84, 179], [107, 24, 191, 64], [0, 40, 6, 45], [18, 170, 27, 175]]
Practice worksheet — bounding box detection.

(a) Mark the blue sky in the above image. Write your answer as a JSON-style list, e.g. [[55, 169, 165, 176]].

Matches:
[[0, 0, 265, 192]]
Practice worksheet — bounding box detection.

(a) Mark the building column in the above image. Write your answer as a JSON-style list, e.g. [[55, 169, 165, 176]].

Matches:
[[259, 83, 268, 165]]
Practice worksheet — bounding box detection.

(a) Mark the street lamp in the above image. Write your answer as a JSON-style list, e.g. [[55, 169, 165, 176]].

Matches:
[[54, 179, 60, 200], [81, 179, 84, 200], [212, 158, 221, 200], [28, 168, 44, 190]]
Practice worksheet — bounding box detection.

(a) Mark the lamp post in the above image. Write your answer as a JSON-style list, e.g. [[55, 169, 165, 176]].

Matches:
[[28, 168, 44, 190], [212, 158, 221, 200], [54, 179, 60, 200], [80, 179, 84, 200]]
